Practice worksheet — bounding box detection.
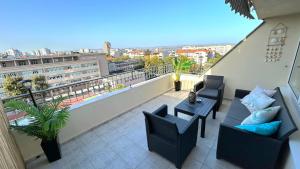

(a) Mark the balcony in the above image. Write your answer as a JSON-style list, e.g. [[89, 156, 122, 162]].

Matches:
[[26, 89, 235, 169]]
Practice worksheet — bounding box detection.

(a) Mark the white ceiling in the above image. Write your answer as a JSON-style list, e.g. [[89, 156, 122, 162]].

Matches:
[[252, 0, 300, 19]]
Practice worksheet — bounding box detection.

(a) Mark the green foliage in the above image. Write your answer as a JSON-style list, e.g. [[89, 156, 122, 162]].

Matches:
[[112, 83, 126, 91], [111, 55, 130, 62], [144, 55, 173, 69], [3, 76, 27, 96], [188, 64, 203, 74], [207, 52, 222, 64], [32, 75, 49, 91], [6, 97, 70, 141], [172, 56, 194, 81]]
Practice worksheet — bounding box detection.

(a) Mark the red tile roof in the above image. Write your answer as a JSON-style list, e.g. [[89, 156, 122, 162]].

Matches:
[[176, 49, 208, 54]]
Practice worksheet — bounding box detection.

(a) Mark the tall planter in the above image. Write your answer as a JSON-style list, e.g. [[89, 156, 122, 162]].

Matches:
[[174, 81, 182, 91], [40, 137, 61, 162]]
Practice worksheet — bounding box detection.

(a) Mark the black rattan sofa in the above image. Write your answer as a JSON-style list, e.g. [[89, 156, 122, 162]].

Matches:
[[194, 75, 225, 111], [143, 105, 199, 169], [216, 87, 297, 169]]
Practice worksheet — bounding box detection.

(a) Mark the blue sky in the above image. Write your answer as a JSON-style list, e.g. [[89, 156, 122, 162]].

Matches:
[[0, 0, 262, 51]]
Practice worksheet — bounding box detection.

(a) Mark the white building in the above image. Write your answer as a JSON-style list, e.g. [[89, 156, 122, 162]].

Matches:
[[126, 50, 144, 58], [110, 49, 122, 57], [4, 49, 22, 57], [0, 53, 109, 96], [176, 49, 208, 65], [182, 45, 233, 55], [79, 48, 91, 54], [39, 48, 51, 56]]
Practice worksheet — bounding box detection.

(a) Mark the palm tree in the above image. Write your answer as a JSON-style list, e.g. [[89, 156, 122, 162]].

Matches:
[[5, 96, 70, 162]]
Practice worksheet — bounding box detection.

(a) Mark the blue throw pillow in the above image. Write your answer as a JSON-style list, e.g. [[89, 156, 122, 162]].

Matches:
[[236, 121, 281, 136]]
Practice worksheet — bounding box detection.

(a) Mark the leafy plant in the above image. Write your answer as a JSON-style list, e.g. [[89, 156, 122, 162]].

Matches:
[[3, 76, 27, 96], [32, 75, 49, 91], [112, 83, 126, 91], [172, 56, 194, 81], [5, 97, 70, 141]]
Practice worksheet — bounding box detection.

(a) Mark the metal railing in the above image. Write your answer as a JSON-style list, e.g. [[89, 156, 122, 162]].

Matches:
[[2, 64, 174, 122]]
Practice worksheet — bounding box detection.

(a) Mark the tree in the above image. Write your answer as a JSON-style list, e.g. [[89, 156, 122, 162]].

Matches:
[[144, 55, 164, 69], [144, 49, 151, 56], [207, 52, 222, 64], [3, 76, 27, 96], [163, 56, 173, 65], [111, 55, 130, 62], [172, 56, 194, 81], [32, 75, 49, 91]]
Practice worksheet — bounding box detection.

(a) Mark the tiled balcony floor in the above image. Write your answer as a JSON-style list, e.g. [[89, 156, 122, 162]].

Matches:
[[27, 90, 241, 169]]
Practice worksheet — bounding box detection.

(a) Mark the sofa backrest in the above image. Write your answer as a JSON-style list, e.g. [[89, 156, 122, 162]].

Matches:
[[143, 112, 178, 142], [204, 75, 224, 89], [271, 87, 297, 140]]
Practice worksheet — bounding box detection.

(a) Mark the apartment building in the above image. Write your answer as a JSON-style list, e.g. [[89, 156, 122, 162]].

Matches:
[[176, 49, 208, 64], [108, 60, 144, 73], [182, 44, 233, 55], [0, 53, 109, 95]]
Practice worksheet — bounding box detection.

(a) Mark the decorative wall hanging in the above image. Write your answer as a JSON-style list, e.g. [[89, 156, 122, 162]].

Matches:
[[266, 23, 287, 62]]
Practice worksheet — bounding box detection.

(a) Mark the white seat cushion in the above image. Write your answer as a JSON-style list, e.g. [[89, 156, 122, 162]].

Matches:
[[241, 92, 275, 112], [252, 86, 277, 97]]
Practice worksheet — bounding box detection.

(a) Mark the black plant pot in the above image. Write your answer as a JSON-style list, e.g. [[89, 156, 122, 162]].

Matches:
[[40, 137, 61, 162], [174, 81, 182, 91]]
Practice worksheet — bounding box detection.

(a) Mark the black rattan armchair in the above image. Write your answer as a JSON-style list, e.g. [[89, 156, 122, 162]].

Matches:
[[194, 75, 225, 111], [143, 105, 199, 169]]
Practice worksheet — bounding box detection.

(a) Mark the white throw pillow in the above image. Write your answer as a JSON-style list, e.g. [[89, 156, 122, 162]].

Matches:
[[241, 92, 275, 112], [252, 86, 277, 97], [241, 106, 281, 125]]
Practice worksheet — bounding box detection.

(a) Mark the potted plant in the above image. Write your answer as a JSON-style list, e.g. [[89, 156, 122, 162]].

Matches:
[[5, 97, 70, 162], [172, 56, 193, 91]]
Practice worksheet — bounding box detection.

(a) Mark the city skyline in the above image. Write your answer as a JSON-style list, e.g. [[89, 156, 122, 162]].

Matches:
[[0, 43, 235, 54], [0, 0, 262, 51]]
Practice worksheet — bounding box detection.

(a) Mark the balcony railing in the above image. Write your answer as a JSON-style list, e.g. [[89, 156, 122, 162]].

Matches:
[[1, 59, 217, 124], [2, 64, 174, 123]]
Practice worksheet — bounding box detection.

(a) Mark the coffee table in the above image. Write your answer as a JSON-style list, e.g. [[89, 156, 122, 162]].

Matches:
[[174, 97, 217, 138]]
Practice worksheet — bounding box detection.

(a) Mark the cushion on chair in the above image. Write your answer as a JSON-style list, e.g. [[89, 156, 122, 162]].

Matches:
[[223, 98, 251, 126], [252, 86, 277, 97], [241, 92, 275, 112], [205, 79, 222, 89], [197, 88, 218, 99], [241, 106, 281, 125], [236, 121, 282, 136], [164, 114, 189, 133]]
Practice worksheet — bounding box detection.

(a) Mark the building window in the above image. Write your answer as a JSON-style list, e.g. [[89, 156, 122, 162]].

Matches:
[[31, 60, 38, 64], [18, 61, 27, 66], [1, 62, 6, 67], [43, 59, 52, 63]]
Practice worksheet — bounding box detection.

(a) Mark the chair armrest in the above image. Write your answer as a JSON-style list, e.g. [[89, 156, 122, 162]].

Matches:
[[217, 123, 283, 168], [234, 89, 250, 99], [179, 115, 200, 135], [152, 104, 168, 117], [194, 81, 204, 92]]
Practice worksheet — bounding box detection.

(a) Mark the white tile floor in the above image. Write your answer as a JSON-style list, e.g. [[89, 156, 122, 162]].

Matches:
[[27, 90, 242, 169]]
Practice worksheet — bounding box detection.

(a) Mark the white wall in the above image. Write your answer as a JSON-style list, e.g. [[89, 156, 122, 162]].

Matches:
[[14, 74, 173, 161], [179, 74, 203, 91], [205, 14, 300, 99]]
